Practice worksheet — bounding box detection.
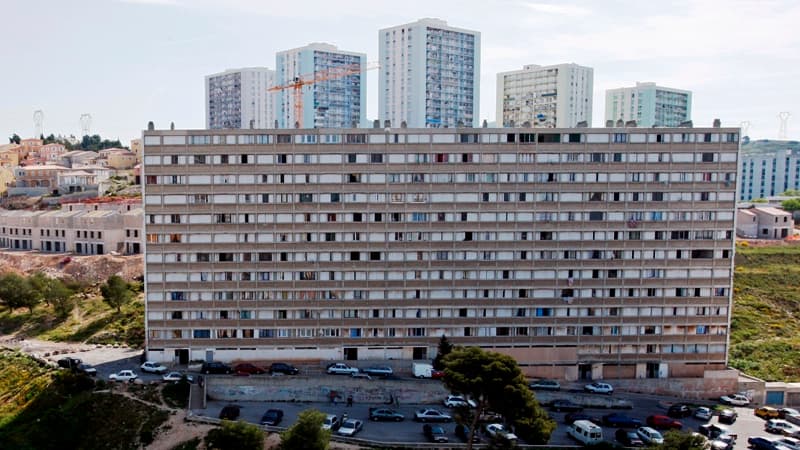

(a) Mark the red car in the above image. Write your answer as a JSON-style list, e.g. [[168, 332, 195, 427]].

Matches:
[[646, 415, 683, 430], [233, 363, 266, 375], [431, 370, 445, 379]]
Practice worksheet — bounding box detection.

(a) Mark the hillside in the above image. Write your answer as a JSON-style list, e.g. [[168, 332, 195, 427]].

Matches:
[[730, 243, 800, 381]]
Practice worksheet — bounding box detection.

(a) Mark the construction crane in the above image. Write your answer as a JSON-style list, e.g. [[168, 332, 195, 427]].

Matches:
[[269, 61, 379, 128]]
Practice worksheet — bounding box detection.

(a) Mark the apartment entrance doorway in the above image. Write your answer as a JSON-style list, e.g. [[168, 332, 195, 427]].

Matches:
[[344, 347, 358, 360]]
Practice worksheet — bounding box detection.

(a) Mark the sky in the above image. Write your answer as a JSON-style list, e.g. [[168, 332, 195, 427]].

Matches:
[[1, 0, 799, 145]]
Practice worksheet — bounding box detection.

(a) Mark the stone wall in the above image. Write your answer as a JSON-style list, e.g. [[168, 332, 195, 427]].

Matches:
[[207, 375, 450, 405]]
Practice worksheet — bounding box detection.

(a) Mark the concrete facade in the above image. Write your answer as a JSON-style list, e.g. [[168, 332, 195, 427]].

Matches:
[[379, 19, 480, 128], [605, 82, 692, 128], [496, 63, 593, 128], [142, 126, 739, 380]]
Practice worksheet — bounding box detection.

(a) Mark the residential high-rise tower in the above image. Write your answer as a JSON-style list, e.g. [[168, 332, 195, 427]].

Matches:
[[496, 63, 593, 128], [275, 43, 367, 129], [379, 18, 480, 128], [605, 82, 692, 128], [205, 68, 276, 130], [142, 125, 739, 381]]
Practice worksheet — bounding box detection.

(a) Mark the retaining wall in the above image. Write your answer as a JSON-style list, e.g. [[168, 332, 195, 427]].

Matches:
[[207, 375, 450, 404]]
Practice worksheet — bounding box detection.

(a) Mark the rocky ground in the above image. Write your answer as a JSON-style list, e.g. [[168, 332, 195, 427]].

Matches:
[[0, 251, 143, 283]]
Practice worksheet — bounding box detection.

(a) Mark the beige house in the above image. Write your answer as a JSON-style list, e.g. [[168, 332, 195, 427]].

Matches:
[[106, 150, 137, 170], [736, 209, 758, 238], [751, 207, 795, 239]]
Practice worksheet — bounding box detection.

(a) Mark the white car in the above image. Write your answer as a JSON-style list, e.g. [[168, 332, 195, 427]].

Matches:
[[326, 363, 359, 375], [140, 361, 168, 374], [775, 437, 800, 450], [485, 423, 518, 442], [414, 408, 453, 422], [720, 393, 750, 406], [322, 414, 340, 430], [162, 371, 194, 383], [336, 419, 363, 436], [584, 382, 614, 394], [767, 419, 800, 437], [637, 426, 664, 445], [109, 370, 138, 382], [443, 395, 476, 408], [695, 406, 713, 421]]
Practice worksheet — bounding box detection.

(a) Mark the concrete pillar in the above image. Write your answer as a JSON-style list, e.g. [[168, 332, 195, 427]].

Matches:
[[635, 363, 647, 379], [592, 363, 604, 380]]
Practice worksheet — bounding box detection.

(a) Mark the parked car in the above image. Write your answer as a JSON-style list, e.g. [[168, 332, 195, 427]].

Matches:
[[616, 428, 645, 447], [699, 423, 735, 440], [759, 407, 783, 420], [788, 414, 800, 427], [414, 408, 453, 422], [710, 434, 737, 450], [667, 404, 692, 418], [337, 419, 363, 436], [529, 379, 561, 391], [108, 370, 137, 382], [140, 361, 168, 374], [233, 363, 266, 375], [485, 423, 518, 443], [326, 363, 359, 375], [584, 381, 614, 394], [748, 436, 784, 450], [268, 362, 299, 375], [719, 393, 750, 406], [454, 423, 481, 443], [636, 426, 664, 445], [162, 371, 194, 383], [565, 412, 597, 425], [423, 423, 448, 443], [781, 409, 800, 420], [646, 414, 683, 430], [369, 408, 404, 422], [219, 404, 240, 420], [361, 366, 394, 377], [478, 410, 503, 423], [260, 408, 284, 426], [695, 406, 713, 421], [430, 369, 446, 379], [444, 395, 476, 408], [766, 419, 800, 436], [603, 413, 643, 428], [76, 363, 97, 376], [551, 399, 584, 413], [718, 408, 738, 424], [57, 357, 82, 370], [775, 437, 800, 450], [201, 361, 232, 374], [322, 414, 340, 431]]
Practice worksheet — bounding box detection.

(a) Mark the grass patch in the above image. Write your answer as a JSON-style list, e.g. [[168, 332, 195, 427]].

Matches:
[[162, 380, 190, 409], [731, 244, 800, 381]]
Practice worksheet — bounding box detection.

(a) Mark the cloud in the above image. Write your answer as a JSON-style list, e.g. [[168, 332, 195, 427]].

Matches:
[[118, 0, 183, 5], [521, 1, 590, 16]]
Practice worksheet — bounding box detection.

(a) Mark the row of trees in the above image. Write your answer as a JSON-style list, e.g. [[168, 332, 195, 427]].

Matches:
[[7, 133, 126, 151], [0, 273, 135, 317]]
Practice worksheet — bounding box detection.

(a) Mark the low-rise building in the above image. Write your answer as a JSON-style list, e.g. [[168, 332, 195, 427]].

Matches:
[[0, 144, 21, 167], [0, 200, 143, 254], [39, 143, 67, 162], [13, 164, 66, 189], [737, 206, 794, 239], [105, 149, 137, 170], [59, 150, 100, 168]]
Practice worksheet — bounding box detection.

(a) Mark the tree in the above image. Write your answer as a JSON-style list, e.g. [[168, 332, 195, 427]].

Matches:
[[0, 273, 39, 313], [781, 198, 800, 212], [781, 189, 800, 197], [30, 274, 74, 318], [432, 334, 453, 370], [648, 430, 707, 450], [279, 409, 329, 450], [205, 420, 264, 450], [443, 347, 556, 448], [9, 134, 20, 144], [100, 275, 133, 312]]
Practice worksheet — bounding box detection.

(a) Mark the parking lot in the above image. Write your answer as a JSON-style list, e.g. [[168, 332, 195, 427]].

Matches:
[[196, 379, 778, 448], [15, 339, 785, 449]]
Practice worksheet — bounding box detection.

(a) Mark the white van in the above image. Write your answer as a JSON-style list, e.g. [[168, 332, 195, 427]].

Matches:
[[568, 420, 603, 445], [412, 362, 434, 378]]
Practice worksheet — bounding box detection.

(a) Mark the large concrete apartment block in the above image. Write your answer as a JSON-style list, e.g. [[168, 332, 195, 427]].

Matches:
[[142, 127, 739, 380]]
